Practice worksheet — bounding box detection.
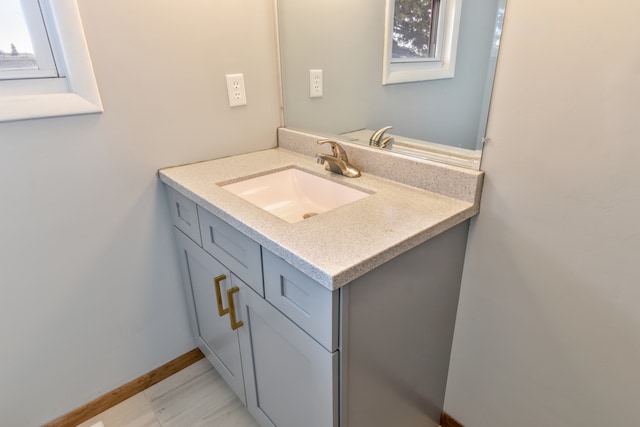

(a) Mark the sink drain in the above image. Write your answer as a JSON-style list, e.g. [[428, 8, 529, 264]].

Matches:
[[303, 212, 318, 219]]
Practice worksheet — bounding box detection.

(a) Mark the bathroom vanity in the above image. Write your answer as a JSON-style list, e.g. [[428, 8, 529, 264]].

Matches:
[[159, 130, 483, 427]]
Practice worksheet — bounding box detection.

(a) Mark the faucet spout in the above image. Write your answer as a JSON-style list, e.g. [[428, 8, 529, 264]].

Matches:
[[316, 140, 361, 178], [316, 154, 361, 178]]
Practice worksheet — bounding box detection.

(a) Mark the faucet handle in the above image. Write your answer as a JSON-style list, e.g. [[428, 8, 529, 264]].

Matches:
[[380, 136, 394, 149], [317, 139, 349, 161]]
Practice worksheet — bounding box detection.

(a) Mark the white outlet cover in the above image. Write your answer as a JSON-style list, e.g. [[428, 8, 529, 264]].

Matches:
[[225, 73, 247, 107], [310, 69, 323, 98]]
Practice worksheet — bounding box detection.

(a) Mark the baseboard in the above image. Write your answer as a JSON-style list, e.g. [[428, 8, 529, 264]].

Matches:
[[441, 411, 465, 427], [44, 348, 204, 427]]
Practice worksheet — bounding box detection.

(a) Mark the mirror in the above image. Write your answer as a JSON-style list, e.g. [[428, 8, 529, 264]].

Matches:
[[276, 0, 506, 169]]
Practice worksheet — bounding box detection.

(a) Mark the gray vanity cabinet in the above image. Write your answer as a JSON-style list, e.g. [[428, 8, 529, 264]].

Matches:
[[173, 229, 246, 404], [165, 185, 469, 427]]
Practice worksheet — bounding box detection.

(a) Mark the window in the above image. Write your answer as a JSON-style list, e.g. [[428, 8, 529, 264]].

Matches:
[[0, 0, 57, 80], [0, 0, 103, 122], [382, 0, 462, 85]]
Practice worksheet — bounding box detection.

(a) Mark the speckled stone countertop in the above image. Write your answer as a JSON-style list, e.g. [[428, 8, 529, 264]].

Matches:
[[159, 136, 482, 290]]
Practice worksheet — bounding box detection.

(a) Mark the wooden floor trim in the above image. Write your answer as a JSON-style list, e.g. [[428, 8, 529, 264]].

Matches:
[[441, 411, 465, 427], [44, 348, 204, 427]]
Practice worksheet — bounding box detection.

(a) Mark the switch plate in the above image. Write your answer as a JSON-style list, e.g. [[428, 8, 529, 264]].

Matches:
[[226, 73, 247, 107], [310, 69, 323, 98]]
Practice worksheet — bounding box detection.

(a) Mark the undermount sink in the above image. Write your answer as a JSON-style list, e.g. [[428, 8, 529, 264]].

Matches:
[[220, 167, 371, 223]]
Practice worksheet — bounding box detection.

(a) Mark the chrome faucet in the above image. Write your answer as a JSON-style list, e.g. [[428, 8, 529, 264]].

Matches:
[[316, 140, 361, 178], [369, 126, 394, 149]]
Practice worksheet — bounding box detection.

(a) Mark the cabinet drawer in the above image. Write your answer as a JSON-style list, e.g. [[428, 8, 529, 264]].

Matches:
[[263, 249, 339, 352], [165, 186, 201, 245], [198, 206, 264, 296]]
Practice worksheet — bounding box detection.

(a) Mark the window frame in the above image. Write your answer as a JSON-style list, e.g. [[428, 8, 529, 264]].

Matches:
[[0, 0, 103, 123], [382, 0, 462, 85]]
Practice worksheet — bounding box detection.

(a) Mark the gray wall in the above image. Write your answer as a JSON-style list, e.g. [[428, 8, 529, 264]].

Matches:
[[278, 0, 499, 149], [0, 0, 280, 425], [444, 1, 640, 425]]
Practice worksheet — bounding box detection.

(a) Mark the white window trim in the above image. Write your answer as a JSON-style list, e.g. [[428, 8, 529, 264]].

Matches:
[[382, 0, 462, 85], [0, 0, 103, 122]]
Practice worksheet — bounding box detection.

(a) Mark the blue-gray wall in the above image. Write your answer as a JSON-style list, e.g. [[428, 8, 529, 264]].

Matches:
[[0, 1, 280, 425]]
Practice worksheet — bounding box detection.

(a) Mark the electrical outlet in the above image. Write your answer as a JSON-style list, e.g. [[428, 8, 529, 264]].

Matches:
[[225, 73, 247, 107], [310, 69, 323, 98]]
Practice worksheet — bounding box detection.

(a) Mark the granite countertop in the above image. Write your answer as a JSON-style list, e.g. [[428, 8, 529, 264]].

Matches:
[[159, 146, 481, 290]]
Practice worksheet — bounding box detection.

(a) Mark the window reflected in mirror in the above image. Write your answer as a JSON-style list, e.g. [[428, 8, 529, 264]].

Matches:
[[383, 0, 461, 84], [392, 0, 442, 61]]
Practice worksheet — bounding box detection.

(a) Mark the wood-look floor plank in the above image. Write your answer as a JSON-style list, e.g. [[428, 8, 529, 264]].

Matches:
[[143, 359, 214, 401], [147, 361, 259, 427], [74, 393, 161, 427]]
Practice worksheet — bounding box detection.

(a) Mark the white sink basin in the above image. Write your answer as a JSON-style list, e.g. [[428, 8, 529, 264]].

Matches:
[[220, 167, 371, 223]]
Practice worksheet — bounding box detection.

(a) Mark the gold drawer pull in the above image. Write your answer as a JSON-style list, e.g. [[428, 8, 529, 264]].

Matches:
[[227, 286, 244, 330], [214, 274, 229, 317]]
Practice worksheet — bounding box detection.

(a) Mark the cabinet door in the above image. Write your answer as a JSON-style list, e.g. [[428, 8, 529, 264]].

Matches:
[[173, 228, 246, 403], [237, 280, 338, 427]]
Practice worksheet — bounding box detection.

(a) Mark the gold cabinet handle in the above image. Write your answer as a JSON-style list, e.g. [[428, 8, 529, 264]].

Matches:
[[213, 274, 229, 317], [226, 286, 244, 330]]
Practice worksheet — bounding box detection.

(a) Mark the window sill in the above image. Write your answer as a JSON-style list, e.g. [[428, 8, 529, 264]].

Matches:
[[382, 63, 456, 85], [0, 92, 103, 122]]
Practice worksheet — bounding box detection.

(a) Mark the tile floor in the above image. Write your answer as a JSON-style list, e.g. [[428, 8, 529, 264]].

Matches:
[[76, 359, 260, 427]]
